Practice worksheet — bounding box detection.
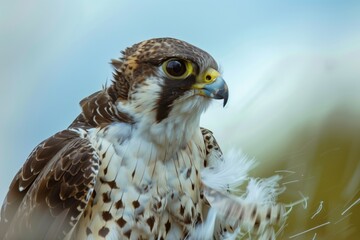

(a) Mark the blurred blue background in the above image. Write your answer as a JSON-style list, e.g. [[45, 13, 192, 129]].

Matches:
[[1, 0, 360, 238]]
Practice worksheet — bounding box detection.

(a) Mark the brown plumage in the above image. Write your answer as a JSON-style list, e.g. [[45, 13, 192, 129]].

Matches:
[[0, 129, 99, 239]]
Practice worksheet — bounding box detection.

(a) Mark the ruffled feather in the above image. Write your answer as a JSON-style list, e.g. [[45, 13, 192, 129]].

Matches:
[[193, 149, 287, 240]]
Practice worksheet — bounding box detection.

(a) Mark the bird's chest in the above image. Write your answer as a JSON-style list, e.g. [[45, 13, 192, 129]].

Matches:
[[74, 126, 206, 239]]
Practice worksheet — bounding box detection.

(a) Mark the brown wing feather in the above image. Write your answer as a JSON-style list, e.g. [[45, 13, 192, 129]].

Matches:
[[0, 129, 100, 240], [0, 90, 132, 239]]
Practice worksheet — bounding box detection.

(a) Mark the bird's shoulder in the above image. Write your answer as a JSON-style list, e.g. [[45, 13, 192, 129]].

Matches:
[[76, 89, 133, 129]]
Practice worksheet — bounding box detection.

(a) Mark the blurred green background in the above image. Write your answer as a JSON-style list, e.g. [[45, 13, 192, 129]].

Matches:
[[241, 107, 360, 239], [1, 0, 359, 238]]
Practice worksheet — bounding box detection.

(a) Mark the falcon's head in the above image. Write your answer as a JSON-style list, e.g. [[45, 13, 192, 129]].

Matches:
[[109, 38, 228, 145]]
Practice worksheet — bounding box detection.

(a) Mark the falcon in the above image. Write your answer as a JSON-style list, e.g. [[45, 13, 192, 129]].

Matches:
[[0, 38, 286, 239]]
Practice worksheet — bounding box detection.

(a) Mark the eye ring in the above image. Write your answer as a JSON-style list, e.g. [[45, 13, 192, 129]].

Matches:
[[162, 58, 193, 80]]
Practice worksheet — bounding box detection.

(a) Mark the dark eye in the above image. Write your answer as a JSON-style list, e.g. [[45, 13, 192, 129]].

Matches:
[[162, 59, 192, 79], [166, 60, 186, 77]]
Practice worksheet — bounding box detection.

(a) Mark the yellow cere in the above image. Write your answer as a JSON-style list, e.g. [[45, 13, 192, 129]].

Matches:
[[202, 68, 220, 84], [192, 68, 221, 90]]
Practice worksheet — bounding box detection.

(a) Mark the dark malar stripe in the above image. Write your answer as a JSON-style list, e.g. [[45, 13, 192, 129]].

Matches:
[[155, 75, 196, 122]]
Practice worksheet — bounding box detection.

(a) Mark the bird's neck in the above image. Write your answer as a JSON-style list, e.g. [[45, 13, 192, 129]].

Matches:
[[116, 97, 210, 155], [137, 110, 202, 152]]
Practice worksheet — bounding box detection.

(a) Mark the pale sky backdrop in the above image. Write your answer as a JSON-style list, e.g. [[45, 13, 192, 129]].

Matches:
[[1, 1, 360, 237]]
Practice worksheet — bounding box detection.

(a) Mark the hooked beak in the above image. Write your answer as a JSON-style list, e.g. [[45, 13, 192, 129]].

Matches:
[[192, 68, 229, 106], [201, 76, 229, 106]]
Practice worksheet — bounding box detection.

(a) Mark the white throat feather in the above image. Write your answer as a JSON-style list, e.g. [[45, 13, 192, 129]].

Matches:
[[115, 77, 211, 154]]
